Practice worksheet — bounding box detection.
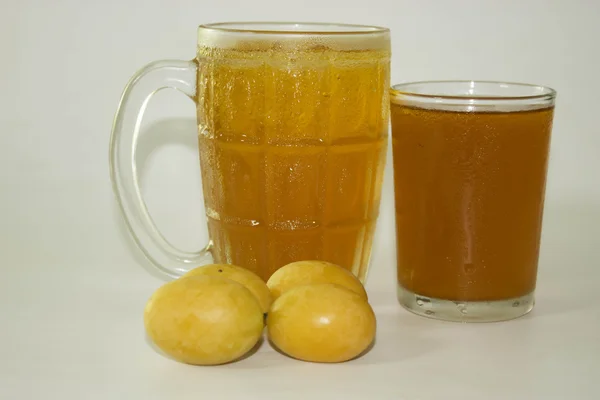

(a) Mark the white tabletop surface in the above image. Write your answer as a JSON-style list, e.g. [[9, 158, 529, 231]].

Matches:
[[2, 202, 598, 400], [2, 1, 600, 399]]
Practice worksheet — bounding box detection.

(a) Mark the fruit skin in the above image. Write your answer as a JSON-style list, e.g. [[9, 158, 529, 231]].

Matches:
[[267, 283, 376, 363], [144, 275, 264, 365], [183, 264, 272, 313], [267, 260, 368, 301]]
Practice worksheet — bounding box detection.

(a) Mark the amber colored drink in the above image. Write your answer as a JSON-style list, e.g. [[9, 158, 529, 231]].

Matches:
[[196, 44, 389, 281], [391, 103, 554, 303]]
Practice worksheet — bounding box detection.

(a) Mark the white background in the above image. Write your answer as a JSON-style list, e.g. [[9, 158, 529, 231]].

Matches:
[[1, 0, 599, 399]]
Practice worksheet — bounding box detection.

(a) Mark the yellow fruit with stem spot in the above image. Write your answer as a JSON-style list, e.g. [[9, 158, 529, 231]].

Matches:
[[184, 264, 272, 313]]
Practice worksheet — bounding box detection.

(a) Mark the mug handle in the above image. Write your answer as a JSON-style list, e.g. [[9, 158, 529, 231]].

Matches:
[[109, 59, 212, 280]]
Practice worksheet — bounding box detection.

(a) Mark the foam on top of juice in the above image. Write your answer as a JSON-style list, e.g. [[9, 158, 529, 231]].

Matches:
[[198, 23, 390, 53]]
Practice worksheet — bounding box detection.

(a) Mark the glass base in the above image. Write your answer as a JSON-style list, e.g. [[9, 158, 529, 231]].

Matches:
[[397, 285, 534, 323]]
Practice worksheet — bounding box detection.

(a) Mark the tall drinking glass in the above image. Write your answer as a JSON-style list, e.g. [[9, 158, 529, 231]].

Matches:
[[390, 81, 556, 322]]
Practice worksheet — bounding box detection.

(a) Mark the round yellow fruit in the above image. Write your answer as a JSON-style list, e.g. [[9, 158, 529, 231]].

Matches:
[[144, 275, 264, 365], [183, 264, 272, 313], [266, 260, 368, 301], [267, 283, 376, 363]]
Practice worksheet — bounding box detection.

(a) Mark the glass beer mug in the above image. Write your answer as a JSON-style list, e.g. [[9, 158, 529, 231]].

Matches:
[[110, 23, 390, 281]]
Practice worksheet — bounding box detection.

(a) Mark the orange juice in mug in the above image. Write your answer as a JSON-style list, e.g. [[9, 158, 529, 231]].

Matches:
[[110, 23, 390, 281]]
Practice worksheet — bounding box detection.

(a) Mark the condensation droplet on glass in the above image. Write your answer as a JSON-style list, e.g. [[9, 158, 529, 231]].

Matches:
[[464, 263, 476, 274], [456, 303, 468, 314]]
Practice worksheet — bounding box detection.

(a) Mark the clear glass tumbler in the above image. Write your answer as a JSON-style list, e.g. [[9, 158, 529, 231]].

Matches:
[[390, 81, 556, 322]]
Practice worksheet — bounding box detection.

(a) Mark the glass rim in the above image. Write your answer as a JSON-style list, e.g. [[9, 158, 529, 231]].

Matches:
[[198, 22, 389, 35], [391, 80, 557, 102]]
